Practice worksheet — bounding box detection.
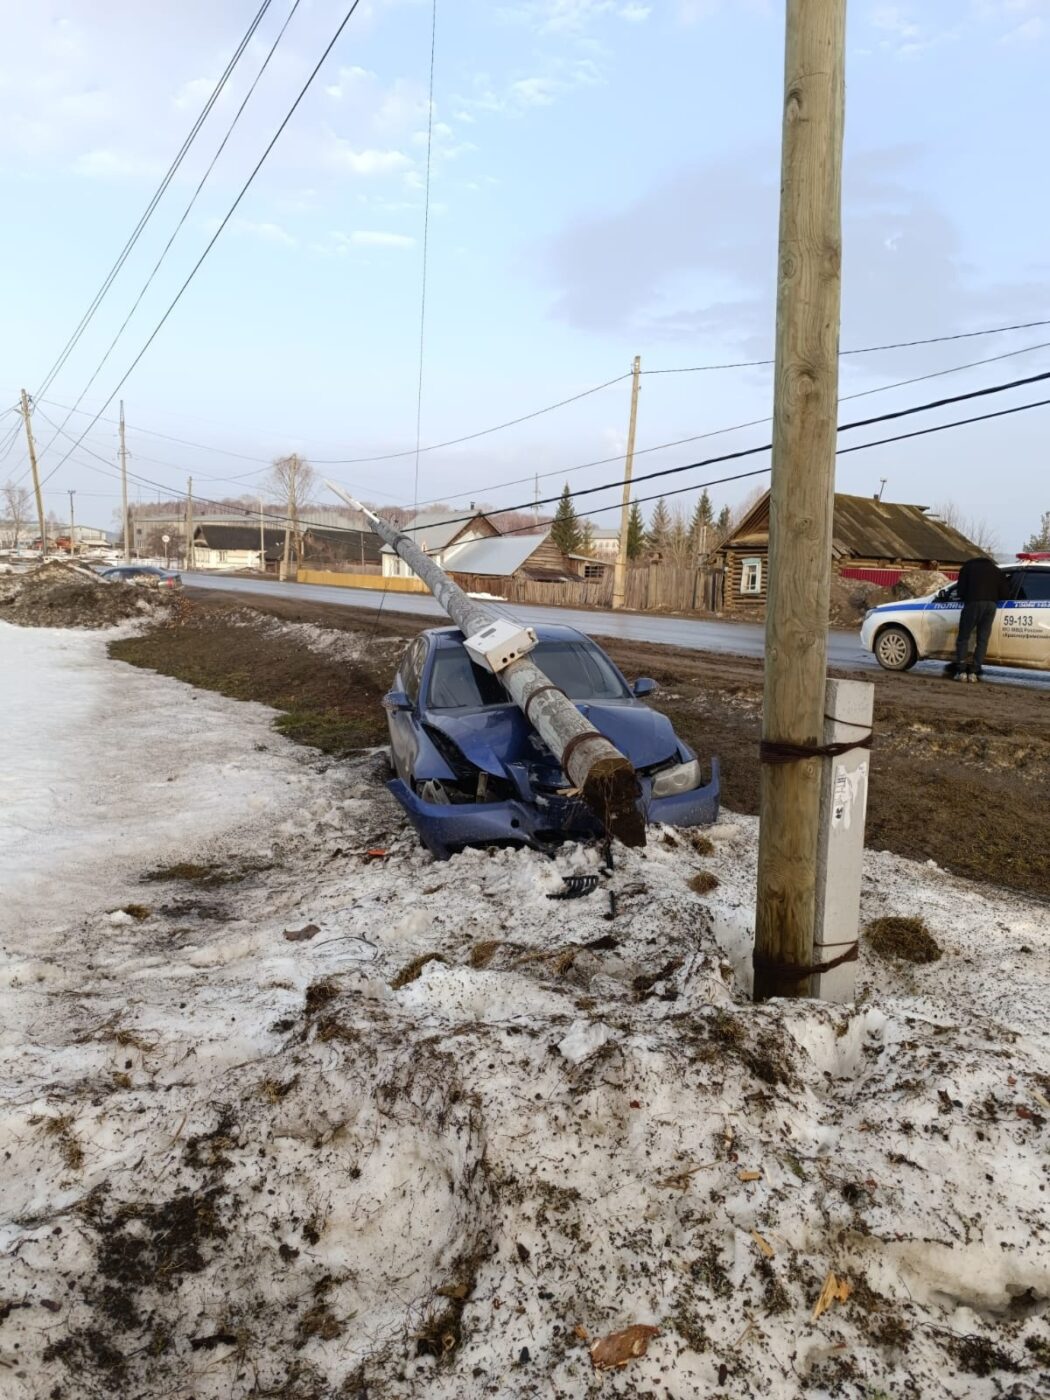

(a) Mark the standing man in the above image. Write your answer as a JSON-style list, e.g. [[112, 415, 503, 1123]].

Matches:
[[950, 555, 1004, 681]]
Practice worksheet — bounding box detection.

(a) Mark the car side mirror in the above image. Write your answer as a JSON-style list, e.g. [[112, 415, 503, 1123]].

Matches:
[[384, 690, 413, 712], [632, 677, 657, 698]]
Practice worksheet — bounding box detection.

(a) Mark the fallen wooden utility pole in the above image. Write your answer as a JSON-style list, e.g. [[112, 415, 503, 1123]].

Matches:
[[324, 482, 645, 848], [754, 0, 848, 999]]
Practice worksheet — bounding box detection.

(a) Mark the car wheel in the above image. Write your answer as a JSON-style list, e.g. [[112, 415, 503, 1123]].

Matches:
[[874, 625, 917, 671]]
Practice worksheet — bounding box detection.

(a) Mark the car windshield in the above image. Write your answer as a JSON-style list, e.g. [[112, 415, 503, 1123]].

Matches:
[[427, 640, 630, 709]]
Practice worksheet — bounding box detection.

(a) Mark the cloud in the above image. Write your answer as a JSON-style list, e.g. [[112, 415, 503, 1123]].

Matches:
[[326, 141, 413, 176], [503, 1, 652, 34], [74, 147, 161, 179], [351, 230, 415, 248], [540, 147, 1050, 363]]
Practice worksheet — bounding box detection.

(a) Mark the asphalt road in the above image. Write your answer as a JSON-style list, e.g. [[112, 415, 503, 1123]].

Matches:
[[184, 573, 1049, 691]]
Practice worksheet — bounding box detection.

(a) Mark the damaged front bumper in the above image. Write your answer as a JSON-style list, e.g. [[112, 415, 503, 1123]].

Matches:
[[389, 756, 720, 861]]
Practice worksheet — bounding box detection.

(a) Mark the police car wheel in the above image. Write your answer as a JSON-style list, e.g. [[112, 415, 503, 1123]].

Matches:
[[874, 625, 917, 671]]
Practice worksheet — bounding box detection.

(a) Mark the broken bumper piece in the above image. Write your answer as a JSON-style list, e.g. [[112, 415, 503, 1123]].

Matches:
[[388, 757, 719, 861]]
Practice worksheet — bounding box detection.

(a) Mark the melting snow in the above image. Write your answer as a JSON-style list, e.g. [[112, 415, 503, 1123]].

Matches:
[[0, 620, 1047, 1398]]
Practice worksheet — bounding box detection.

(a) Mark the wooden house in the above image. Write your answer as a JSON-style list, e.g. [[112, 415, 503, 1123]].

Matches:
[[717, 491, 980, 614]]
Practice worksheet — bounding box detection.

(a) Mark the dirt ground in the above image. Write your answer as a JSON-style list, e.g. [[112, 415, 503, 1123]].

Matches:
[[113, 588, 1050, 901], [0, 560, 174, 628]]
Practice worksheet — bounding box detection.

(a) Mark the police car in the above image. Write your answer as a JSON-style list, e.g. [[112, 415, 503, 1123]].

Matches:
[[859, 558, 1050, 673]]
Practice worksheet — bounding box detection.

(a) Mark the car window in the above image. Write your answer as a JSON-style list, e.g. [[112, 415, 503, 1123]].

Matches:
[[531, 641, 630, 700], [426, 640, 630, 710], [1000, 569, 1024, 600], [1017, 570, 1050, 601], [400, 638, 427, 702]]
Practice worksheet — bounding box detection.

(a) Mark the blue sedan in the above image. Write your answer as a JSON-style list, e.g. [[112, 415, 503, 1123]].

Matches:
[[384, 623, 720, 860]]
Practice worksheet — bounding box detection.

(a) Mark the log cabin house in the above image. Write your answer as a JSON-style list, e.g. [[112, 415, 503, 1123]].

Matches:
[[717, 491, 980, 614]]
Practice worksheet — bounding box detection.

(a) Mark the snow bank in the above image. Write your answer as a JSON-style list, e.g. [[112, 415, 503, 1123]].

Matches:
[[1, 622, 1047, 1399]]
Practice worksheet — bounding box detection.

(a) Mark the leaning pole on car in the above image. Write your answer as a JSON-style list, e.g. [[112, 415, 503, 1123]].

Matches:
[[324, 483, 646, 848]]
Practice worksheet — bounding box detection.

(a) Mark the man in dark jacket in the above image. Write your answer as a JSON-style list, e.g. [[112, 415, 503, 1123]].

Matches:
[[949, 555, 1004, 681]]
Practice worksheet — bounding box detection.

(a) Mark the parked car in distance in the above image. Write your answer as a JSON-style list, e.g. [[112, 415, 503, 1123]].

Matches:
[[99, 565, 182, 588], [384, 623, 719, 860], [860, 561, 1050, 673]]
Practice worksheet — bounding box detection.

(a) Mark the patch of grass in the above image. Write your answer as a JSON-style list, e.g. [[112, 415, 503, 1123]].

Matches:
[[120, 903, 151, 921], [304, 978, 339, 1016], [687, 832, 715, 856], [688, 871, 719, 895], [390, 952, 447, 990], [38, 1114, 84, 1171], [866, 916, 942, 964], [142, 858, 271, 888], [274, 708, 372, 755], [469, 940, 501, 968], [944, 1332, 1020, 1377]]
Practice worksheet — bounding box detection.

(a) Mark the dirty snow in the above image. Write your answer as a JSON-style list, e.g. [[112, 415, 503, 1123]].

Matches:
[[1, 620, 1048, 1399]]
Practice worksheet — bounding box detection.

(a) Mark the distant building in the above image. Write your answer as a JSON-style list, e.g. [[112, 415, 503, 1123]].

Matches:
[[581, 526, 621, 561], [717, 491, 982, 613], [380, 509, 602, 588], [191, 522, 381, 572]]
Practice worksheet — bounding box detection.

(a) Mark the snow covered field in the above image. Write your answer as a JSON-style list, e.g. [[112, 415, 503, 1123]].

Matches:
[[1, 621, 1047, 1399]]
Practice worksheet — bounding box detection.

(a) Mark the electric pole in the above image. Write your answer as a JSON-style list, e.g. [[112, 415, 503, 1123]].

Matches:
[[67, 489, 76, 556], [119, 400, 130, 561], [754, 0, 847, 1000], [259, 497, 266, 572], [611, 355, 642, 610], [186, 476, 194, 571], [19, 389, 47, 557]]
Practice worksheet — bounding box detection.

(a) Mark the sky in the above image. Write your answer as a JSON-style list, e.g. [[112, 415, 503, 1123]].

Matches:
[[0, 0, 1047, 551]]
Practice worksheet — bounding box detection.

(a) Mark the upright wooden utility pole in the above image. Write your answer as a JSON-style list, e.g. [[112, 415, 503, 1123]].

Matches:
[[185, 476, 194, 571], [119, 400, 130, 561], [259, 497, 266, 571], [611, 355, 642, 610], [754, 0, 847, 1000], [280, 456, 297, 582], [19, 389, 47, 557]]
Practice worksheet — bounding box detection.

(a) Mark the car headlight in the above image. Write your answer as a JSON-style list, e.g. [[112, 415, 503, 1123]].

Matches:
[[651, 758, 702, 798]]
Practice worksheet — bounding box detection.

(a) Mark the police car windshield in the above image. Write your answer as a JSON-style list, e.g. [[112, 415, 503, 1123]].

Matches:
[[427, 640, 630, 709]]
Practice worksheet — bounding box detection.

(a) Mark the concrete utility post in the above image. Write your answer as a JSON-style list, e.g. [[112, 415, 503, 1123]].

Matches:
[[19, 389, 46, 557], [259, 498, 266, 571], [325, 481, 645, 848], [754, 0, 856, 1000], [280, 457, 297, 582], [119, 400, 130, 561], [611, 355, 642, 611], [67, 490, 76, 556]]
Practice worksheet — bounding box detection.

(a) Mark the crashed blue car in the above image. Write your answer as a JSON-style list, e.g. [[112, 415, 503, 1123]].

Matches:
[[384, 623, 719, 860]]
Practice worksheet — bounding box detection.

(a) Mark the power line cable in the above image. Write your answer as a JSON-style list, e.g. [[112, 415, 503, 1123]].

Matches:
[[412, 0, 438, 517], [643, 316, 1050, 375], [405, 336, 1050, 510], [33, 1, 274, 404], [38, 0, 304, 459], [62, 374, 1050, 541], [38, 0, 367, 491]]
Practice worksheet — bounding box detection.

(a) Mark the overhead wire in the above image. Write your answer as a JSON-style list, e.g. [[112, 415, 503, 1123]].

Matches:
[[404, 335, 1050, 510], [37, 0, 305, 459], [33, 0, 274, 404], [642, 316, 1050, 374], [412, 0, 438, 517], [57, 369, 1050, 541], [37, 0, 368, 491]]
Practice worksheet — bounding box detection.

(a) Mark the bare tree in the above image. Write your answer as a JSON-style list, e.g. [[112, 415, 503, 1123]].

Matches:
[[267, 454, 316, 576], [935, 500, 999, 554], [664, 505, 694, 566], [2, 479, 32, 549]]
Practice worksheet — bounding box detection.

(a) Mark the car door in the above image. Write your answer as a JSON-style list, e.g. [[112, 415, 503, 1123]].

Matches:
[[387, 637, 426, 780], [997, 569, 1050, 669], [921, 583, 962, 660]]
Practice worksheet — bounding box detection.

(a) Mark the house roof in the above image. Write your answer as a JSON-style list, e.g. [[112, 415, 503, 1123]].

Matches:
[[379, 510, 487, 554], [830, 494, 979, 564], [724, 491, 980, 565], [194, 525, 283, 549], [444, 532, 549, 577]]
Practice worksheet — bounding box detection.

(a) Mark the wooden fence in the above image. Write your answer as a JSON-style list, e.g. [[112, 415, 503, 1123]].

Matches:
[[451, 565, 723, 614]]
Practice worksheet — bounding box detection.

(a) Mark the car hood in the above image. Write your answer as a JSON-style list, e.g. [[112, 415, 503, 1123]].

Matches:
[[423, 701, 681, 779]]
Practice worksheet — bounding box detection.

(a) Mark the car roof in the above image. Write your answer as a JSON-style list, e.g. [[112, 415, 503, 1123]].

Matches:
[[424, 622, 591, 648]]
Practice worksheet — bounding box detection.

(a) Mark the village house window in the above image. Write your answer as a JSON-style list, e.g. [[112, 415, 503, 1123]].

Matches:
[[584, 563, 603, 579], [741, 556, 762, 595]]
